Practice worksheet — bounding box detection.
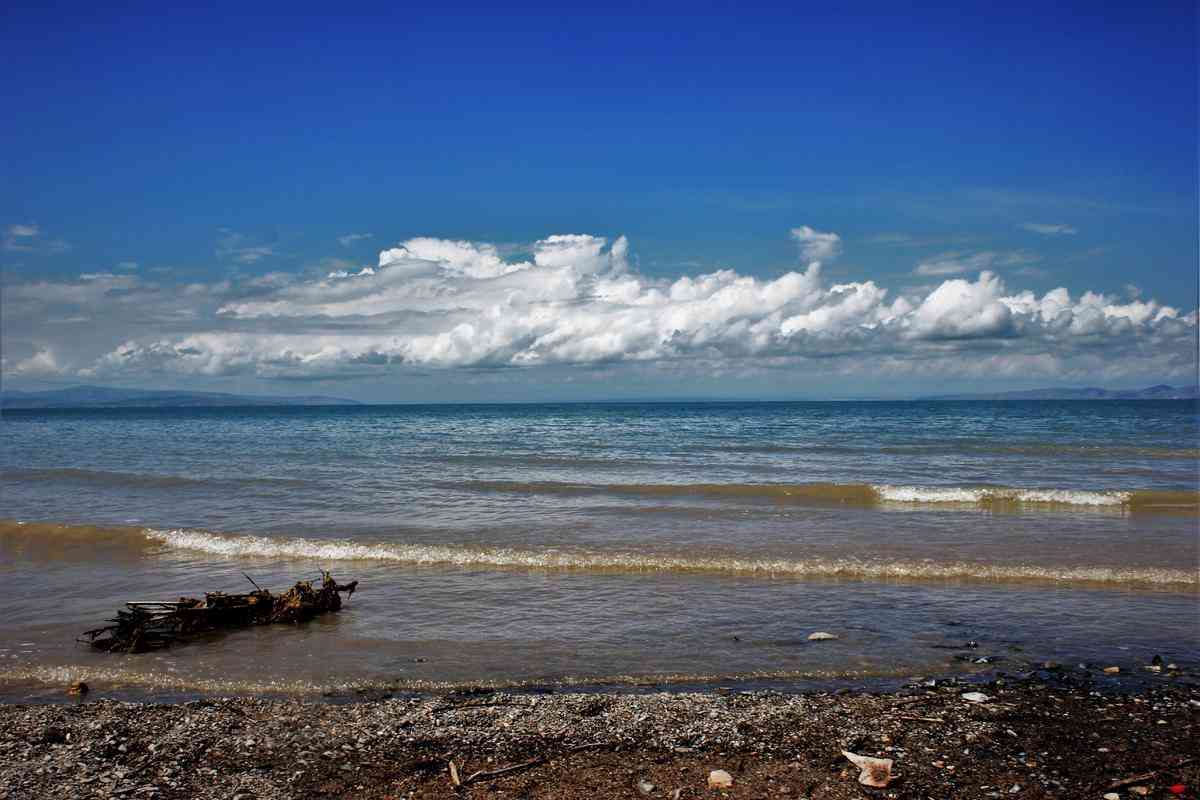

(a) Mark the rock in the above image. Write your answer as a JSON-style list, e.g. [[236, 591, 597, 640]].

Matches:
[[1104, 793, 1120, 800], [961, 692, 990, 703], [842, 751, 893, 788], [1103, 666, 1120, 674], [637, 779, 655, 795], [707, 769, 734, 789], [66, 681, 88, 696], [807, 632, 838, 641]]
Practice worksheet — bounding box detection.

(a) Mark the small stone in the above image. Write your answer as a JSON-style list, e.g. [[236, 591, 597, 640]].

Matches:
[[962, 692, 990, 703], [1103, 666, 1121, 674], [1129, 788, 1150, 797], [807, 631, 838, 641], [638, 779, 655, 796], [1010, 785, 1020, 794], [708, 769, 734, 789], [1104, 793, 1120, 800], [842, 751, 893, 788]]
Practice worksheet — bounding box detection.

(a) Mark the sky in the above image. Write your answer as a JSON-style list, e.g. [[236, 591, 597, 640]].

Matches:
[[2, 0, 1197, 401]]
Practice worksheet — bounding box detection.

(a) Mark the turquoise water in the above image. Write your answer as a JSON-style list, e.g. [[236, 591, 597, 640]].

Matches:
[[1, 400, 1197, 699]]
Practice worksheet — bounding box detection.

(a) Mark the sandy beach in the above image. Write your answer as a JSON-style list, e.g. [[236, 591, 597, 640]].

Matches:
[[1, 671, 1196, 800]]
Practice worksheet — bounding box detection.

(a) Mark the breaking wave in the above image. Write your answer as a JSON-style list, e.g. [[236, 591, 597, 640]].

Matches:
[[4, 512, 1197, 588], [131, 528, 1195, 588], [460, 480, 1198, 511]]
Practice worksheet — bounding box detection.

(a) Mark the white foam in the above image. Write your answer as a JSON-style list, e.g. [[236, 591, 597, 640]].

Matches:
[[873, 485, 1130, 506], [143, 529, 1196, 587]]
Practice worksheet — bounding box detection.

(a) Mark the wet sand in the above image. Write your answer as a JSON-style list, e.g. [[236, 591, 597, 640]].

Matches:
[[1, 673, 1196, 799]]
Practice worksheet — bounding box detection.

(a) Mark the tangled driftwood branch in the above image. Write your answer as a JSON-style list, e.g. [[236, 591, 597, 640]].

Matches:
[[79, 571, 359, 653]]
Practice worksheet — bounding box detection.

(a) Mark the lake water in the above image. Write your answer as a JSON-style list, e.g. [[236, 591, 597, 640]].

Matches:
[[1, 401, 1197, 700]]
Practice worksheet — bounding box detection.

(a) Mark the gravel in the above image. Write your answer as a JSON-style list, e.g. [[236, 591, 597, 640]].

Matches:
[[0, 674, 1196, 799]]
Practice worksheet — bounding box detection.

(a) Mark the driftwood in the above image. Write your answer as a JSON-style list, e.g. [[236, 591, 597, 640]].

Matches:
[[79, 571, 358, 653]]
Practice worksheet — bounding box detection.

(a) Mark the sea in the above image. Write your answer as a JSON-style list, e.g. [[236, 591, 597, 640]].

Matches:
[[1, 400, 1197, 701]]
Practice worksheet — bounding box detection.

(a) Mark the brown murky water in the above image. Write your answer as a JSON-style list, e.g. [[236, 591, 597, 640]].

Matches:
[[2, 401, 1197, 700]]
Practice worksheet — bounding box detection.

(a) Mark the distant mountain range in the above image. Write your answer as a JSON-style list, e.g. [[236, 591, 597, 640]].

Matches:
[[2, 383, 1197, 408], [918, 384, 1199, 401], [1, 385, 361, 409]]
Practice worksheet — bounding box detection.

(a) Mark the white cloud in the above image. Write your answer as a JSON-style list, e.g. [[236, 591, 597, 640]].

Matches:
[[231, 246, 274, 264], [3, 228, 1195, 385], [8, 348, 65, 376], [914, 251, 1038, 277], [3, 222, 70, 254], [1021, 223, 1078, 235], [789, 226, 841, 263], [7, 223, 39, 238], [216, 230, 276, 264], [337, 232, 373, 247], [908, 272, 1013, 339]]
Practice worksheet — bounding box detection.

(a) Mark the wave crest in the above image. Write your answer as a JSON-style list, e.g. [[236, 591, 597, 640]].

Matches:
[[143, 528, 1198, 588]]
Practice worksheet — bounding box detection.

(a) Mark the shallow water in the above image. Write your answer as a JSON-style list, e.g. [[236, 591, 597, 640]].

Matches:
[[1, 400, 1197, 699]]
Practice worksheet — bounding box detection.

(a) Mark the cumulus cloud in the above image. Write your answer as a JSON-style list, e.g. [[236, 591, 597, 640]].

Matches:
[[1021, 223, 1078, 235], [7, 349, 65, 377], [2, 229, 1195, 384], [789, 226, 841, 263]]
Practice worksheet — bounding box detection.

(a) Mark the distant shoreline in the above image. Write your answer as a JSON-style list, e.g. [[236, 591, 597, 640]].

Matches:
[[3, 380, 1198, 409]]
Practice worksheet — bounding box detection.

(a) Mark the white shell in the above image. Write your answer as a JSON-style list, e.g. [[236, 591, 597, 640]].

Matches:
[[842, 750, 894, 787], [707, 769, 734, 789]]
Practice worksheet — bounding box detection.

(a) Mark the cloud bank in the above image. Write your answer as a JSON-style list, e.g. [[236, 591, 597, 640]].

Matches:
[[2, 228, 1196, 384]]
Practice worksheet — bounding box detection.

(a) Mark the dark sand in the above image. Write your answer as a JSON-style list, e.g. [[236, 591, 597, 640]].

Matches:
[[1, 671, 1197, 800]]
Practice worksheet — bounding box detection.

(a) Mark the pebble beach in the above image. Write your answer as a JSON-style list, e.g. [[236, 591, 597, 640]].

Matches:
[[2, 671, 1196, 800]]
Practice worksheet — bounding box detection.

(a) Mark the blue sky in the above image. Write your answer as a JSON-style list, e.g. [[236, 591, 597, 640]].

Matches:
[[3, 1, 1197, 400]]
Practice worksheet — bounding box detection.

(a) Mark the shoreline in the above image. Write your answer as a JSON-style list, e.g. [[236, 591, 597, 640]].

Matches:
[[1, 674, 1196, 799]]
